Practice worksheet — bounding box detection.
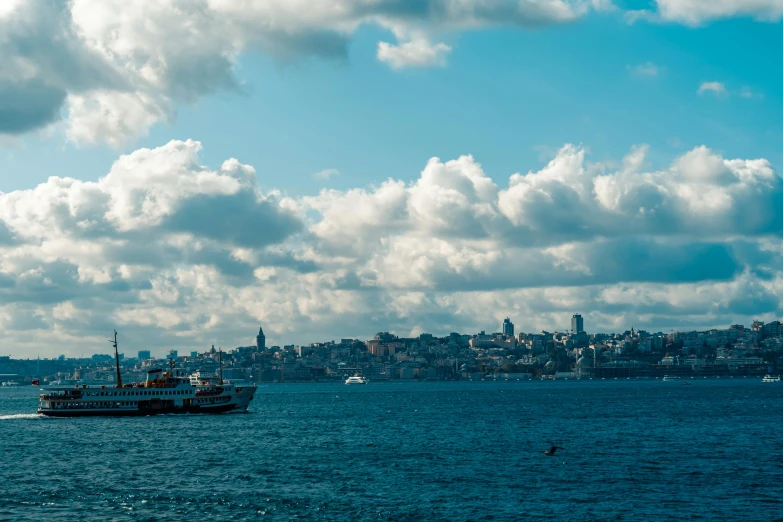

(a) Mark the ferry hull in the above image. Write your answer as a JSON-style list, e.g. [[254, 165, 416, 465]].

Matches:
[[37, 403, 241, 417]]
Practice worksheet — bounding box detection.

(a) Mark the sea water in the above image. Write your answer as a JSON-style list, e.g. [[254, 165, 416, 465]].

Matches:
[[1, 379, 781, 521]]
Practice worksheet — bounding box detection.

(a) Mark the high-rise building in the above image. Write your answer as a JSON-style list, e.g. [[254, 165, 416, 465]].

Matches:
[[138, 350, 151, 360], [502, 318, 514, 337], [257, 325, 266, 351], [571, 314, 584, 334]]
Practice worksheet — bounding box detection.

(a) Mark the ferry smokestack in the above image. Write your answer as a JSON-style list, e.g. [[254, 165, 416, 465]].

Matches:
[[218, 347, 223, 385]]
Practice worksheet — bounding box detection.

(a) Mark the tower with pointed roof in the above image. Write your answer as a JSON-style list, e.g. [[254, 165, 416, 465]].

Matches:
[[256, 325, 266, 351]]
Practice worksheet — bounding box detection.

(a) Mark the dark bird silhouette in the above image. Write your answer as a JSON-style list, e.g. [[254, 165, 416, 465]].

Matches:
[[543, 446, 564, 456]]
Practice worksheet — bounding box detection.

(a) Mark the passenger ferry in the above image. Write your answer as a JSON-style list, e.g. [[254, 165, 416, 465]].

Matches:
[[345, 375, 368, 385], [761, 374, 781, 383], [662, 375, 680, 382], [37, 332, 256, 417]]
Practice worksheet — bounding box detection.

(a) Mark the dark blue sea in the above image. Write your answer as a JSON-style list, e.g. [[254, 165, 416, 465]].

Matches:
[[1, 379, 782, 521]]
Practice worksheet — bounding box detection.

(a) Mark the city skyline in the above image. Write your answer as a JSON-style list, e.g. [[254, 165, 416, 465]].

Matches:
[[2, 1, 783, 357], [8, 314, 783, 360]]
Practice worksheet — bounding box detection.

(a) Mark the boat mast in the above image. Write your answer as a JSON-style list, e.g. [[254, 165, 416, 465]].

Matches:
[[110, 330, 123, 388], [218, 347, 223, 385]]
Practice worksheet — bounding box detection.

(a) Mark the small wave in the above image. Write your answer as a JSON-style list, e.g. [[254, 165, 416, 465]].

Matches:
[[0, 413, 43, 420]]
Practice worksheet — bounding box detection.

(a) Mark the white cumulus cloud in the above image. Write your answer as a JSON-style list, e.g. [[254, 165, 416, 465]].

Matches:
[[3, 139, 783, 356], [698, 81, 727, 96], [655, 0, 783, 24], [314, 168, 340, 180], [378, 39, 452, 69]]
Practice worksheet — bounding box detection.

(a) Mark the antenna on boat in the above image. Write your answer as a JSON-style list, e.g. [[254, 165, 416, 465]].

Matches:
[[110, 330, 123, 388], [218, 347, 223, 385]]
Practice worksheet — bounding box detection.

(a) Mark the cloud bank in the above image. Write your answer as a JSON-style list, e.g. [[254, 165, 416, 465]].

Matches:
[[627, 0, 783, 25], [3, 140, 783, 356], [0, 0, 603, 147], [654, 0, 783, 24]]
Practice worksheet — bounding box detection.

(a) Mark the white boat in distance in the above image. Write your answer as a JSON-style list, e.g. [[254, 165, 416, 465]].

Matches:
[[2, 381, 22, 387], [345, 375, 368, 385], [761, 374, 781, 383], [662, 375, 680, 381]]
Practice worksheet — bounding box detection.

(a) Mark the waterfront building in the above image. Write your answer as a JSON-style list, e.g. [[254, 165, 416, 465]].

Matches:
[[571, 314, 584, 334], [137, 350, 151, 360]]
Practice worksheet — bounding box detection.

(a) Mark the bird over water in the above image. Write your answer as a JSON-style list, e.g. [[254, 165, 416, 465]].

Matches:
[[544, 446, 564, 456]]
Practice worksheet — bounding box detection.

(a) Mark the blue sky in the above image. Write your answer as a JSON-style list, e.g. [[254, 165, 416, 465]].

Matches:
[[2, 0, 783, 356], [5, 8, 782, 194]]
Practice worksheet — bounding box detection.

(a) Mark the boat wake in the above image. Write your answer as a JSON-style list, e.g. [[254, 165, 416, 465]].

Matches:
[[0, 413, 44, 420]]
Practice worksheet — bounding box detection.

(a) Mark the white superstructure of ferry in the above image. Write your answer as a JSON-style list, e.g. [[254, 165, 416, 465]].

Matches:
[[345, 375, 368, 384], [36, 332, 256, 417]]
